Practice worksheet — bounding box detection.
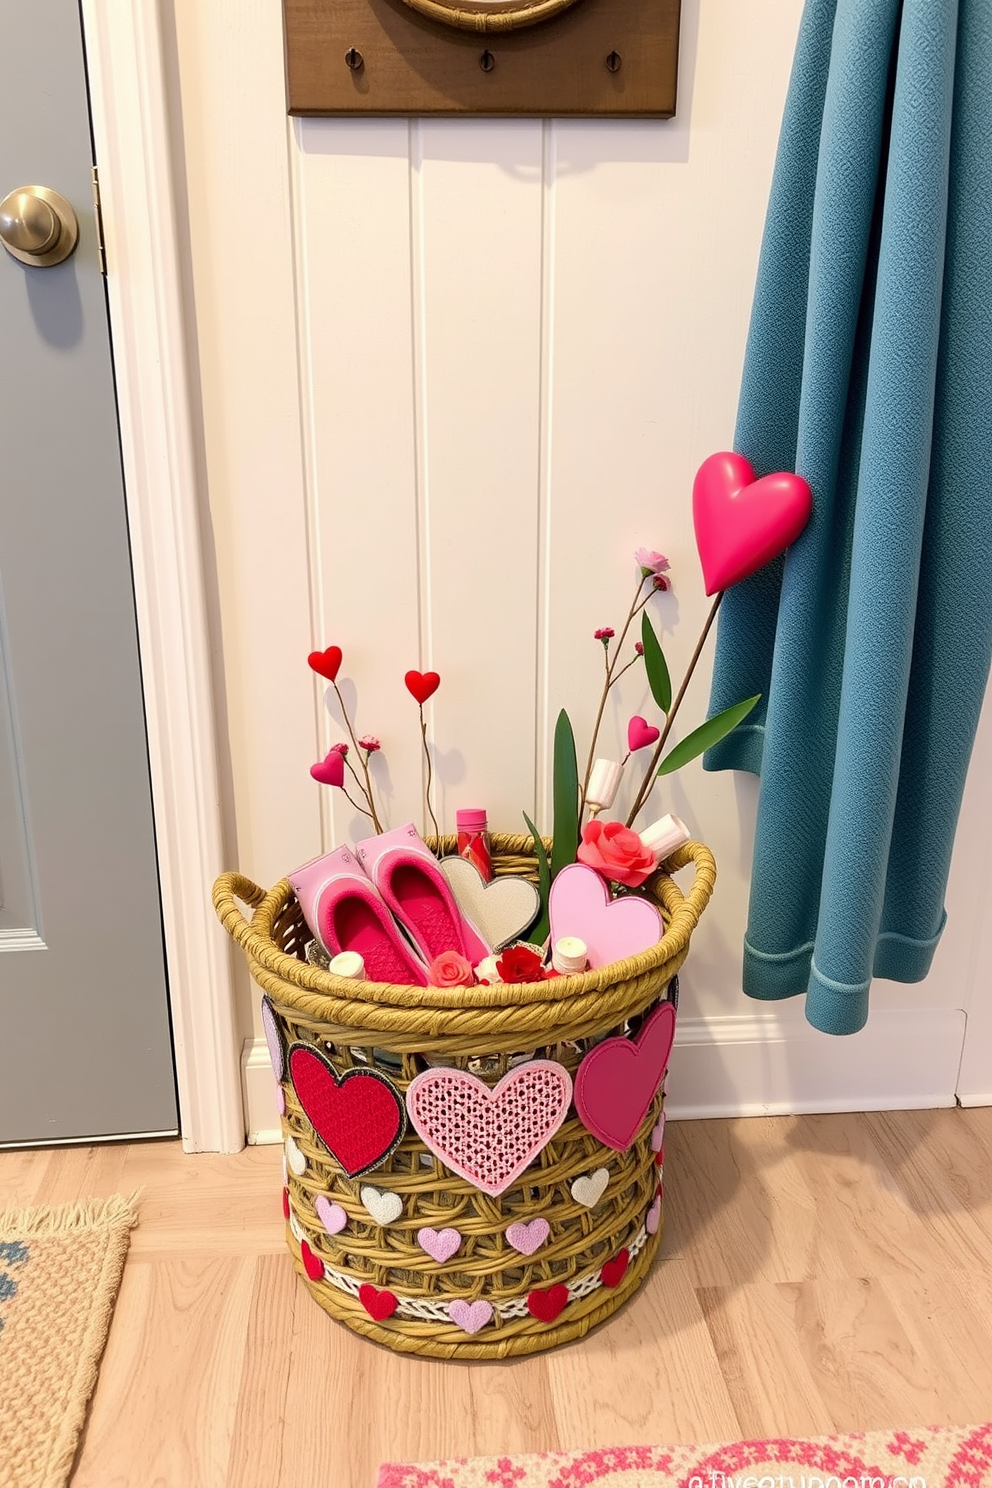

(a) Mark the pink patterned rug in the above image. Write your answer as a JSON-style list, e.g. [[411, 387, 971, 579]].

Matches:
[[377, 1422, 992, 1488]]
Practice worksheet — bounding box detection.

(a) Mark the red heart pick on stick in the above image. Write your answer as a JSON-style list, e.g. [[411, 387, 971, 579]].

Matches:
[[310, 751, 345, 788], [308, 645, 343, 682], [404, 670, 440, 705], [692, 451, 813, 596], [627, 715, 660, 752]]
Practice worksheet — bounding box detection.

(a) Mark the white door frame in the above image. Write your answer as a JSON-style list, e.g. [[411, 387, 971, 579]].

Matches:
[[80, 1, 243, 1152]]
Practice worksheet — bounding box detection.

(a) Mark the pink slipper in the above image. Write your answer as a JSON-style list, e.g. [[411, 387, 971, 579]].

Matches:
[[289, 845, 429, 986], [354, 823, 490, 965]]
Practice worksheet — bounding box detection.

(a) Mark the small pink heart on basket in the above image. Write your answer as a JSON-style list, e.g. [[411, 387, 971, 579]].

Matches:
[[574, 1001, 676, 1152], [406, 1061, 573, 1197], [417, 1226, 462, 1263], [549, 863, 662, 970], [315, 1195, 348, 1235], [505, 1218, 550, 1255], [448, 1299, 493, 1334]]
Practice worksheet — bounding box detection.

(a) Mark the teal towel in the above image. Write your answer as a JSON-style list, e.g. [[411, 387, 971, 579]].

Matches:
[[703, 0, 992, 1034]]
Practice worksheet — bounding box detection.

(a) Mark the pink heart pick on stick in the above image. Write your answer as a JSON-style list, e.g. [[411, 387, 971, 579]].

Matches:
[[627, 716, 660, 752], [310, 751, 345, 787], [693, 450, 813, 596]]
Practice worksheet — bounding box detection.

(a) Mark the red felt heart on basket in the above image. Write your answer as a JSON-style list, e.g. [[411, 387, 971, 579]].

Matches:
[[359, 1283, 398, 1321], [574, 1001, 676, 1152], [300, 1239, 325, 1282], [693, 450, 813, 596], [289, 1044, 406, 1178], [526, 1283, 569, 1324], [404, 669, 440, 705], [600, 1248, 630, 1289], [308, 646, 343, 682], [405, 1061, 573, 1197]]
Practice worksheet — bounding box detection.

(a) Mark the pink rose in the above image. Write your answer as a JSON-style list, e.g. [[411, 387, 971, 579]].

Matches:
[[428, 950, 475, 988], [577, 820, 656, 888], [634, 548, 671, 578]]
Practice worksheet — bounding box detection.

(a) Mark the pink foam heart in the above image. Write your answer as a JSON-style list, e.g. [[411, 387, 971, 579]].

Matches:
[[505, 1218, 550, 1256], [315, 1194, 348, 1235], [627, 715, 660, 752], [650, 1112, 666, 1152], [406, 1061, 573, 1197], [693, 450, 813, 596], [448, 1299, 493, 1334], [310, 750, 345, 788], [574, 1001, 677, 1151], [417, 1226, 462, 1263], [646, 1192, 662, 1235], [549, 863, 662, 971]]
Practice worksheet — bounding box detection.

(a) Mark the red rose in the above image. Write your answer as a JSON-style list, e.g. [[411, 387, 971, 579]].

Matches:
[[428, 950, 475, 988], [495, 944, 546, 984], [577, 819, 656, 888]]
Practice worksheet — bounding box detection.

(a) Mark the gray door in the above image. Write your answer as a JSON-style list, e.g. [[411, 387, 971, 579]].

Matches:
[[0, 0, 178, 1143]]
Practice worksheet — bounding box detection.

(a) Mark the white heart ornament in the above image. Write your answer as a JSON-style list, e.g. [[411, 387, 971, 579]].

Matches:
[[570, 1168, 610, 1208], [439, 856, 540, 952], [360, 1185, 404, 1226], [285, 1135, 307, 1176]]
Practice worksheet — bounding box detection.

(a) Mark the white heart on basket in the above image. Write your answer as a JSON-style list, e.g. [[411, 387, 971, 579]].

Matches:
[[570, 1168, 610, 1208], [360, 1185, 404, 1226], [439, 856, 540, 953], [285, 1135, 307, 1177]]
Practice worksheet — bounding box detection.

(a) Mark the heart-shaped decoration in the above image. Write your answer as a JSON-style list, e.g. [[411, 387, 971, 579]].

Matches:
[[308, 645, 343, 682], [570, 1168, 610, 1208], [275, 1085, 286, 1117], [300, 1239, 325, 1282], [315, 1195, 349, 1236], [692, 450, 813, 596], [574, 1001, 676, 1152], [627, 715, 660, 752], [505, 1218, 550, 1256], [600, 1249, 629, 1289], [289, 1044, 406, 1177], [359, 1283, 398, 1321], [406, 1061, 572, 1197], [261, 997, 285, 1080], [526, 1283, 569, 1323], [650, 1113, 666, 1152], [417, 1226, 462, 1263], [549, 863, 662, 971], [439, 857, 540, 952], [646, 1189, 662, 1235], [404, 669, 440, 705], [360, 1185, 404, 1226], [310, 751, 345, 788], [448, 1299, 493, 1334], [281, 1187, 290, 1220], [285, 1135, 307, 1177]]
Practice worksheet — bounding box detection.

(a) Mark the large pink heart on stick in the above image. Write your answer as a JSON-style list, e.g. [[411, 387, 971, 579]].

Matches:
[[406, 1061, 572, 1196], [549, 863, 662, 971], [693, 451, 813, 596], [574, 1001, 676, 1151]]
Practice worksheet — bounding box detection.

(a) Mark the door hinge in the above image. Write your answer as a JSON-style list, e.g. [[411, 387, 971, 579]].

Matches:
[[91, 166, 107, 276]]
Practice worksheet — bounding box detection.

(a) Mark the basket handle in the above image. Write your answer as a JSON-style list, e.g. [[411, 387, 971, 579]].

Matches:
[[212, 871, 279, 962], [659, 839, 717, 949]]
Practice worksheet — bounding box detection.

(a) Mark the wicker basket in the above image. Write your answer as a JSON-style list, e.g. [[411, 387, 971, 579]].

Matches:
[[212, 833, 715, 1360]]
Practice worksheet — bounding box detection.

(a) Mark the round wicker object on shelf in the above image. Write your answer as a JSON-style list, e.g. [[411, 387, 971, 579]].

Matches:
[[213, 835, 715, 1359]]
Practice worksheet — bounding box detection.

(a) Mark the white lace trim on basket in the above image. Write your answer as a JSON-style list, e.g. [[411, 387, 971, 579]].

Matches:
[[288, 1206, 648, 1322]]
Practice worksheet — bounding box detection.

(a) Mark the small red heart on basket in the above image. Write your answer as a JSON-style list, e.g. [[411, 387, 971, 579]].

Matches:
[[404, 670, 440, 705], [300, 1239, 324, 1282], [308, 645, 343, 682], [310, 751, 345, 788], [692, 450, 813, 596], [526, 1283, 569, 1324], [359, 1283, 399, 1321], [600, 1248, 629, 1289]]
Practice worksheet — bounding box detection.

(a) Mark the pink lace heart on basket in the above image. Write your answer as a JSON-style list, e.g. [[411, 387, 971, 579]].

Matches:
[[406, 1061, 573, 1197]]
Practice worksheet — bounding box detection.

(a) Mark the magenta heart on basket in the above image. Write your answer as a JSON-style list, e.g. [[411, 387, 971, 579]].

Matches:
[[627, 715, 660, 752], [549, 863, 662, 970], [406, 1061, 573, 1197], [288, 1044, 406, 1178], [574, 1001, 676, 1152]]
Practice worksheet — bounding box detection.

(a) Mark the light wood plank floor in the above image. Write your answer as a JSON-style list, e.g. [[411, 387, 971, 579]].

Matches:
[[7, 1107, 992, 1488]]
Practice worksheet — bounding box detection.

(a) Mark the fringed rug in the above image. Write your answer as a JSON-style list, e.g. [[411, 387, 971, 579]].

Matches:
[[0, 1195, 137, 1488], [378, 1422, 992, 1488]]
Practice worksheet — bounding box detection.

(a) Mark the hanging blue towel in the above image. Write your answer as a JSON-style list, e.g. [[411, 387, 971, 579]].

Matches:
[[703, 0, 992, 1034]]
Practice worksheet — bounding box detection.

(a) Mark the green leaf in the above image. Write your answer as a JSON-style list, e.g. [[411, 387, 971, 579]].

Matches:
[[640, 613, 672, 714], [550, 708, 580, 882], [656, 695, 761, 777], [522, 811, 551, 945]]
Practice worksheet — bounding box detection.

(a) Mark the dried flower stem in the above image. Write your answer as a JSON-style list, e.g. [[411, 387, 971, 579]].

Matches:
[[419, 707, 441, 841], [341, 785, 375, 821], [579, 577, 654, 821], [625, 590, 724, 826], [331, 681, 383, 833]]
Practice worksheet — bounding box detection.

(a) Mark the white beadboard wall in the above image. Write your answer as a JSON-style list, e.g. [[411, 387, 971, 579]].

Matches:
[[170, 0, 992, 1137]]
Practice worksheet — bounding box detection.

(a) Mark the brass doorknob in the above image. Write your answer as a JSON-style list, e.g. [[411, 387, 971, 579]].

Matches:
[[0, 185, 79, 266]]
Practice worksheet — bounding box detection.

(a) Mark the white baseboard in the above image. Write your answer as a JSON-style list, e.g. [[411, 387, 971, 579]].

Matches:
[[243, 1006, 969, 1143]]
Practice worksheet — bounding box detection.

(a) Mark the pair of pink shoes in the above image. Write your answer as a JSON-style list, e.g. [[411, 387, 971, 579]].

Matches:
[[290, 824, 490, 987]]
